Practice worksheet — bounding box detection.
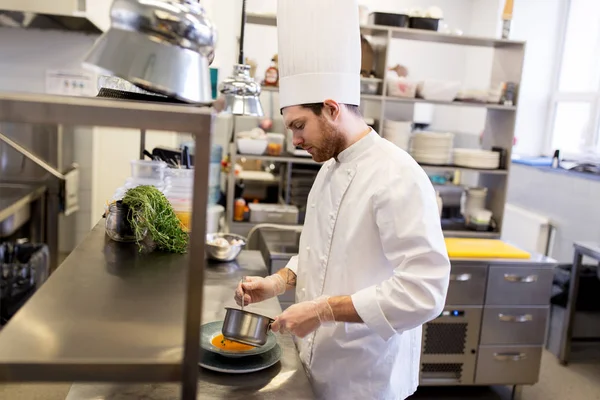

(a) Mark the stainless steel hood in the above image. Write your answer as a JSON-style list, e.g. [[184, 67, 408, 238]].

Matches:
[[0, 0, 108, 34]]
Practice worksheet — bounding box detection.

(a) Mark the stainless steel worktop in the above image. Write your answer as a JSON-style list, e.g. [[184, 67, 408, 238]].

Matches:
[[0, 183, 46, 223], [0, 222, 314, 398]]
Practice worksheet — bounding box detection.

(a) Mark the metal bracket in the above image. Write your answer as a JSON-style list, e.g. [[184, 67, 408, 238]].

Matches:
[[0, 131, 79, 216]]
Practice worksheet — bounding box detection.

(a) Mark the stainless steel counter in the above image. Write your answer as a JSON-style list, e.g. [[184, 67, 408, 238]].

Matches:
[[0, 222, 313, 398]]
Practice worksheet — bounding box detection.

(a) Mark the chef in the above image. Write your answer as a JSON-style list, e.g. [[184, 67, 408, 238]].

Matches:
[[234, 1, 451, 399]]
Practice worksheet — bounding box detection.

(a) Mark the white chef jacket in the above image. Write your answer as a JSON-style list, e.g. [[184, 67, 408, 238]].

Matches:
[[285, 130, 450, 400]]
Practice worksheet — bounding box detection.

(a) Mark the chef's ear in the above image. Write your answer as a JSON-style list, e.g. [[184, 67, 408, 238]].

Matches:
[[322, 99, 341, 122]]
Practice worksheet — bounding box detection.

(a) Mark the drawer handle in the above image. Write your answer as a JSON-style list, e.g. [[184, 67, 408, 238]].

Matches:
[[494, 352, 527, 361], [498, 313, 533, 322], [504, 274, 538, 283], [450, 273, 472, 282]]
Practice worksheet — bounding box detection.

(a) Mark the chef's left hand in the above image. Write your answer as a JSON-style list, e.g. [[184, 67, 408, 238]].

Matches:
[[271, 296, 335, 338]]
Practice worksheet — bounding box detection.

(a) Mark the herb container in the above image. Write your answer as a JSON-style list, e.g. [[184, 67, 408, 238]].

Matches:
[[105, 202, 144, 242]]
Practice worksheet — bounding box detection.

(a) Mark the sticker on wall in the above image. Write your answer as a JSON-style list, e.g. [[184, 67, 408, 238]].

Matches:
[[45, 69, 97, 97]]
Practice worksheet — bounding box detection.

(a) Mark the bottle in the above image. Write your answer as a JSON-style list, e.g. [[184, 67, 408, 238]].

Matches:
[[234, 198, 246, 221], [264, 54, 279, 87], [501, 0, 514, 39]]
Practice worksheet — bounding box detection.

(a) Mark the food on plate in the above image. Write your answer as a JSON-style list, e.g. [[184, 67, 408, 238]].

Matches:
[[211, 333, 256, 351]]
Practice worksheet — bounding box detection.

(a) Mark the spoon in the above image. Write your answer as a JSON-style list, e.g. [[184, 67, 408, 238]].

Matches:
[[240, 276, 246, 312]]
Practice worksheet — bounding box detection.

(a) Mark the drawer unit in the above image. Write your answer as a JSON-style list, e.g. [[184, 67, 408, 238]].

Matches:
[[480, 307, 549, 345], [475, 346, 543, 385], [486, 266, 554, 305], [445, 263, 488, 305]]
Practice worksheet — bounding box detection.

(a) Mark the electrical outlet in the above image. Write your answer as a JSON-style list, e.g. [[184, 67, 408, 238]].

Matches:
[[46, 69, 97, 97]]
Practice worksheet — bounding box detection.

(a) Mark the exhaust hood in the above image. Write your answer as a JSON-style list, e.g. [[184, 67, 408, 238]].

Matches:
[[0, 0, 109, 34]]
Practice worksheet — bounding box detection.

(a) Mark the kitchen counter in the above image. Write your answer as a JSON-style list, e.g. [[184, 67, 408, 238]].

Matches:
[[0, 183, 46, 223], [0, 222, 314, 399]]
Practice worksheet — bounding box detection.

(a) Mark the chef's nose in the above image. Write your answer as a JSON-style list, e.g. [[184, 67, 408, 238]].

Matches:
[[292, 135, 304, 147]]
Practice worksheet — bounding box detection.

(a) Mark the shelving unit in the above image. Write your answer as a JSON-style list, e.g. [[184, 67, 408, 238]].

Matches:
[[0, 92, 213, 400], [232, 13, 526, 240]]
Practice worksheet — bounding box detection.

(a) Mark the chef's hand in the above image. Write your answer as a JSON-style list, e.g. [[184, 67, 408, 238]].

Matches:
[[271, 296, 335, 338], [234, 275, 286, 306]]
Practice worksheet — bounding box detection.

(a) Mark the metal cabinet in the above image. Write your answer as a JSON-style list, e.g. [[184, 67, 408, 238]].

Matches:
[[445, 264, 488, 305], [475, 346, 543, 385], [480, 307, 549, 345], [486, 266, 554, 305]]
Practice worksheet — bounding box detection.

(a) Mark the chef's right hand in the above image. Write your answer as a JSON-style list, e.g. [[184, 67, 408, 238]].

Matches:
[[234, 275, 286, 306]]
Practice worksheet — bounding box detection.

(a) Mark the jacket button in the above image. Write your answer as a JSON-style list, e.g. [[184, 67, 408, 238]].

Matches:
[[329, 212, 335, 219], [306, 246, 310, 251], [311, 203, 316, 208]]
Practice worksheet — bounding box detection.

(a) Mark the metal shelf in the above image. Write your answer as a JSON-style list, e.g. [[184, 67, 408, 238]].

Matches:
[[0, 92, 212, 398], [232, 151, 321, 165], [385, 96, 516, 111], [421, 164, 508, 175], [246, 12, 525, 48], [259, 86, 514, 110]]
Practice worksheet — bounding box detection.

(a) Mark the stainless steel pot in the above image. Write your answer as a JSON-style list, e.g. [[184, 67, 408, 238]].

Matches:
[[222, 307, 274, 347]]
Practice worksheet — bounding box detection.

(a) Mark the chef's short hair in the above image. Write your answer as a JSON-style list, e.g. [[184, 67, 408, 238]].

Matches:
[[300, 103, 362, 117]]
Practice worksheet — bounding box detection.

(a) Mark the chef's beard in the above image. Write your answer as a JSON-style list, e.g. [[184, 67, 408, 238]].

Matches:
[[310, 118, 347, 162]]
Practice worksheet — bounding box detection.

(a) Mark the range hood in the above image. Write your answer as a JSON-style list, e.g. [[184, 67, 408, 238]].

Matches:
[[0, 0, 109, 34]]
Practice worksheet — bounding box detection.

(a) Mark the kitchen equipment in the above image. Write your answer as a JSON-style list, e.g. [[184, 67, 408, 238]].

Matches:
[[83, 0, 216, 104], [417, 80, 461, 102], [369, 12, 409, 27], [453, 149, 501, 170], [383, 120, 412, 150], [444, 238, 531, 259], [249, 203, 299, 224], [198, 343, 282, 374], [387, 77, 418, 98], [0, 242, 49, 325], [266, 133, 285, 156], [206, 204, 224, 234], [502, 0, 514, 39], [222, 307, 275, 347], [237, 138, 268, 155], [104, 202, 142, 243], [205, 233, 246, 262], [409, 17, 440, 31], [467, 209, 493, 231], [360, 77, 382, 94], [200, 321, 277, 358], [130, 160, 167, 180], [492, 147, 508, 169], [461, 186, 488, 217]]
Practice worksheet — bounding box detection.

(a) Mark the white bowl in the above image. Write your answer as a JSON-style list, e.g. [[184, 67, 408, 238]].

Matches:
[[237, 138, 268, 155]]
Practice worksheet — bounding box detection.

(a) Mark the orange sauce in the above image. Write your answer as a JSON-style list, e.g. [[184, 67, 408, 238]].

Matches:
[[211, 334, 255, 352]]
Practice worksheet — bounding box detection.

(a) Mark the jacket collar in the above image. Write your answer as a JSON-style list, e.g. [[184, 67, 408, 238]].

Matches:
[[336, 129, 379, 164]]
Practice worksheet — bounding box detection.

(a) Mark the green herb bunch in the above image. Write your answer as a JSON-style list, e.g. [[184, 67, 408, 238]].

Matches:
[[122, 185, 188, 254]]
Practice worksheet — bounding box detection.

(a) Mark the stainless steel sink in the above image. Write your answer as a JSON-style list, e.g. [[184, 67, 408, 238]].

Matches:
[[0, 183, 45, 238]]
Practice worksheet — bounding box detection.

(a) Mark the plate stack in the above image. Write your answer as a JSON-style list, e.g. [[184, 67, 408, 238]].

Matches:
[[453, 149, 500, 169], [410, 132, 454, 165], [382, 120, 412, 151]]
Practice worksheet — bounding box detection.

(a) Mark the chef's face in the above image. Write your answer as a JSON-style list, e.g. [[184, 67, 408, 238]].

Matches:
[[283, 104, 346, 163]]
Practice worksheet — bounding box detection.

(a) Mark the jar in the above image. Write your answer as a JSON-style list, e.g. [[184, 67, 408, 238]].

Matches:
[[105, 202, 144, 242], [234, 198, 246, 222]]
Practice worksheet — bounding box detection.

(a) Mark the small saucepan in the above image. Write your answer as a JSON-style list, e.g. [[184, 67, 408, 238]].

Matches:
[[222, 307, 274, 347]]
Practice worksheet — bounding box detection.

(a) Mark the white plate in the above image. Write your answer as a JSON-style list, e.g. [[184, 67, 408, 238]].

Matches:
[[199, 344, 282, 374]]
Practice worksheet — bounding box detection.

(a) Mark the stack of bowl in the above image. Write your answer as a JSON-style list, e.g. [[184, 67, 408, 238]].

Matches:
[[410, 131, 454, 165], [382, 120, 413, 151]]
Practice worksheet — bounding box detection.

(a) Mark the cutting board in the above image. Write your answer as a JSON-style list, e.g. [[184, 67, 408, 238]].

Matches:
[[445, 238, 531, 259]]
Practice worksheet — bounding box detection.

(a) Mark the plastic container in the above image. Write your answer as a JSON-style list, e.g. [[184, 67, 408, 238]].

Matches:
[[249, 203, 299, 224], [130, 160, 167, 180], [266, 133, 285, 156], [409, 17, 440, 31], [417, 80, 461, 102], [124, 177, 166, 191], [360, 78, 382, 95], [387, 77, 418, 98], [369, 12, 409, 27]]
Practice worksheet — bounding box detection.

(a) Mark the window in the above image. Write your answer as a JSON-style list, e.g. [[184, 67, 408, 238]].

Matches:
[[546, 0, 600, 156]]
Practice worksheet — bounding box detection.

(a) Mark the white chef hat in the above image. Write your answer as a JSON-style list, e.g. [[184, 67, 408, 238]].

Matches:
[[277, 0, 361, 109]]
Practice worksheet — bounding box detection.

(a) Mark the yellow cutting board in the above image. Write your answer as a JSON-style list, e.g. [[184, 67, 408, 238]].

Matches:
[[444, 238, 531, 259]]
